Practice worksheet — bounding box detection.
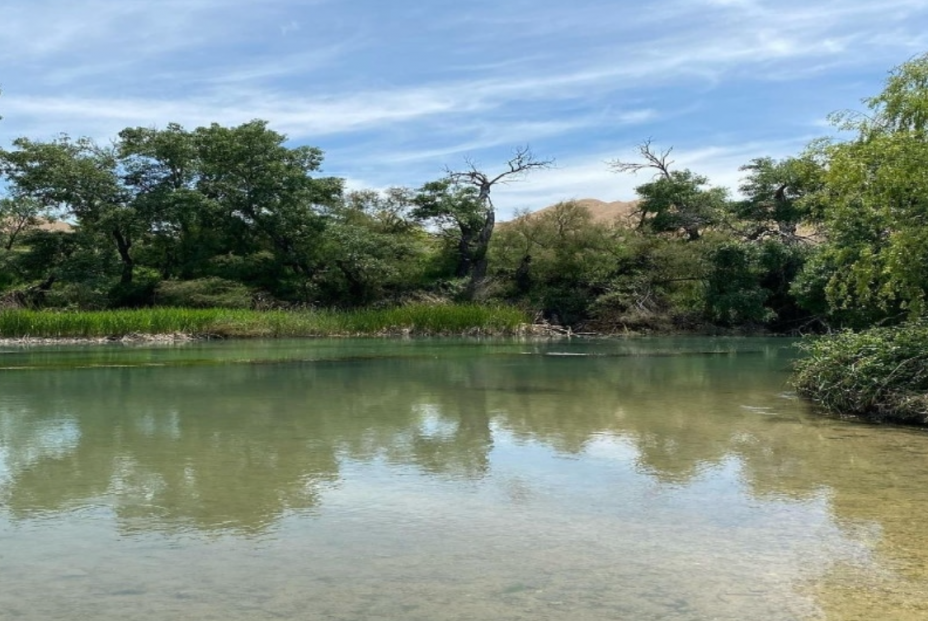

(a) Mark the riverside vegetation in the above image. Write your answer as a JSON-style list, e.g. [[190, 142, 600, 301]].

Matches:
[[3, 55, 928, 421], [0, 305, 529, 340], [794, 321, 928, 425]]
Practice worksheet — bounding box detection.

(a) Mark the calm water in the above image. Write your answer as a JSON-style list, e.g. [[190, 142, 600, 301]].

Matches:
[[1, 337, 927, 620]]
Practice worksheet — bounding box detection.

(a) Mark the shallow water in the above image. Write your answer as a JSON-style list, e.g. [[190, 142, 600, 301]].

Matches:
[[1, 337, 927, 620]]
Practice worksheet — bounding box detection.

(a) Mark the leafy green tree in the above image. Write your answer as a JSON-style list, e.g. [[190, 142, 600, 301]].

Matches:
[[703, 155, 823, 329], [0, 135, 143, 287], [0, 196, 51, 293], [10, 227, 120, 308], [0, 121, 344, 306], [702, 240, 810, 327], [318, 189, 429, 305], [193, 121, 343, 300], [0, 196, 44, 252], [491, 201, 618, 323], [610, 141, 726, 240], [806, 53, 928, 319], [412, 178, 486, 281], [703, 242, 772, 325], [731, 156, 823, 242], [341, 187, 419, 235], [117, 124, 217, 280]]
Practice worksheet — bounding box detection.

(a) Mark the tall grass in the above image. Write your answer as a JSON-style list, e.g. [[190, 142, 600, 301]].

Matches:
[[0, 304, 530, 339], [793, 320, 928, 424]]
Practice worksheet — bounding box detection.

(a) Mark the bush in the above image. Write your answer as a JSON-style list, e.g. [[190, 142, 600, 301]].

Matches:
[[793, 320, 928, 424], [154, 278, 255, 309], [108, 267, 161, 307]]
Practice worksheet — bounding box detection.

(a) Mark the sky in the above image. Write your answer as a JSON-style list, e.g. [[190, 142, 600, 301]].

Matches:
[[1, 0, 927, 218]]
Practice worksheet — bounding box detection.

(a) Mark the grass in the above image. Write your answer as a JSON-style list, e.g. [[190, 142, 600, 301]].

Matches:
[[0, 304, 531, 340], [793, 320, 928, 425]]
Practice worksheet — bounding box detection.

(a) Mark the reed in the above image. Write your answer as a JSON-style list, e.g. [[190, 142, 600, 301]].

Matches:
[[0, 305, 530, 339]]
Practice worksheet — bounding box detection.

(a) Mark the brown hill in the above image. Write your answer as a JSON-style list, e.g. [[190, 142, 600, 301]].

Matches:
[[506, 198, 641, 226], [0, 218, 74, 234], [507, 200, 821, 243], [35, 219, 74, 233]]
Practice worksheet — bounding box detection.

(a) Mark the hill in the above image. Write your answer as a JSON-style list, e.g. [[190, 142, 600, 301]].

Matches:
[[505, 198, 641, 226]]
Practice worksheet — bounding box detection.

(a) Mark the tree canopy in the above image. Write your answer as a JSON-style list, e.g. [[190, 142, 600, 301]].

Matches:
[[808, 52, 928, 320]]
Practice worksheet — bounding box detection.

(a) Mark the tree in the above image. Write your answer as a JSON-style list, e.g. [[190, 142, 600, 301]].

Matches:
[[491, 201, 617, 323], [413, 147, 552, 296], [412, 178, 485, 280], [317, 189, 429, 305], [0, 121, 344, 306], [117, 124, 213, 280], [806, 53, 928, 320], [610, 141, 726, 240], [193, 121, 343, 300], [731, 155, 823, 242], [0, 135, 142, 287]]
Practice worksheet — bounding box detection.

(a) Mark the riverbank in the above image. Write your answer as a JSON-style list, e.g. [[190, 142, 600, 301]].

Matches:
[[0, 305, 787, 347], [793, 321, 928, 425], [0, 305, 536, 343]]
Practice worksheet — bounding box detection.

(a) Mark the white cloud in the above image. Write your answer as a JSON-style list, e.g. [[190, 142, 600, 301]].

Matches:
[[1, 0, 926, 208], [489, 137, 814, 218]]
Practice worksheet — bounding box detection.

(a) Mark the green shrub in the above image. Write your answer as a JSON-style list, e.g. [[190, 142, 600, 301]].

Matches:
[[793, 321, 928, 424], [109, 267, 161, 307], [155, 278, 255, 309]]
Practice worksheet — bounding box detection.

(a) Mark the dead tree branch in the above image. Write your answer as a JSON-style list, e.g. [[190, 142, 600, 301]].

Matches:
[[608, 139, 673, 180], [446, 146, 554, 207]]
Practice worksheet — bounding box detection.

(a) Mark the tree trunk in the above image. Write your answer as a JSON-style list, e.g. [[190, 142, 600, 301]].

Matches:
[[456, 231, 474, 278], [113, 228, 134, 284], [471, 208, 494, 281], [515, 255, 532, 293], [464, 209, 494, 299]]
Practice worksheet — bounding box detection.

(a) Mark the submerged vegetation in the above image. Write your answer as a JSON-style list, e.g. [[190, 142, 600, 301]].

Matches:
[[0, 305, 530, 339]]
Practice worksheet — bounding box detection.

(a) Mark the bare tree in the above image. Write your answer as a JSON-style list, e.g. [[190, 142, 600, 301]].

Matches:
[[608, 140, 673, 229], [608, 139, 674, 180], [446, 147, 553, 290], [412, 147, 553, 297]]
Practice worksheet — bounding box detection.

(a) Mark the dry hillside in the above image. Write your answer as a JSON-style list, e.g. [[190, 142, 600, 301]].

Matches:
[[0, 218, 74, 234], [505, 198, 641, 226]]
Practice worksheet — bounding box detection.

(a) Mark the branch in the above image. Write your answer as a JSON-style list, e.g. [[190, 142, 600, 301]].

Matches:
[[489, 146, 555, 185], [446, 146, 553, 204], [608, 139, 674, 180]]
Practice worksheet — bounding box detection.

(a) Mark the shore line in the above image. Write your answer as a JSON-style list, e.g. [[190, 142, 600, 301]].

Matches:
[[0, 323, 581, 347]]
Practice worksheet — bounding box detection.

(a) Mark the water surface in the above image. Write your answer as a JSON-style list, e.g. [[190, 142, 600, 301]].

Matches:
[[1, 337, 927, 620]]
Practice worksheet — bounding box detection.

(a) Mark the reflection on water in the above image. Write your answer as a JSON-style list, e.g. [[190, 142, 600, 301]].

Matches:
[[1, 337, 927, 620]]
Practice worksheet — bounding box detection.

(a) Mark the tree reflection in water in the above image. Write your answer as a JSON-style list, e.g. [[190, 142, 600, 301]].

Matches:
[[1, 338, 927, 618]]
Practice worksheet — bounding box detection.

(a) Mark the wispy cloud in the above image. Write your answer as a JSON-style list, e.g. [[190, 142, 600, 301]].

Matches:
[[489, 137, 820, 218], [1, 0, 927, 209]]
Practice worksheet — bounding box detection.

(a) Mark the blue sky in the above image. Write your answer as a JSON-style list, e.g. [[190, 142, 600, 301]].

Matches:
[[1, 0, 927, 218]]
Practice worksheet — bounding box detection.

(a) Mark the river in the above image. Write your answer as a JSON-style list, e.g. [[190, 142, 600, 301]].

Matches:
[[1, 337, 927, 620]]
